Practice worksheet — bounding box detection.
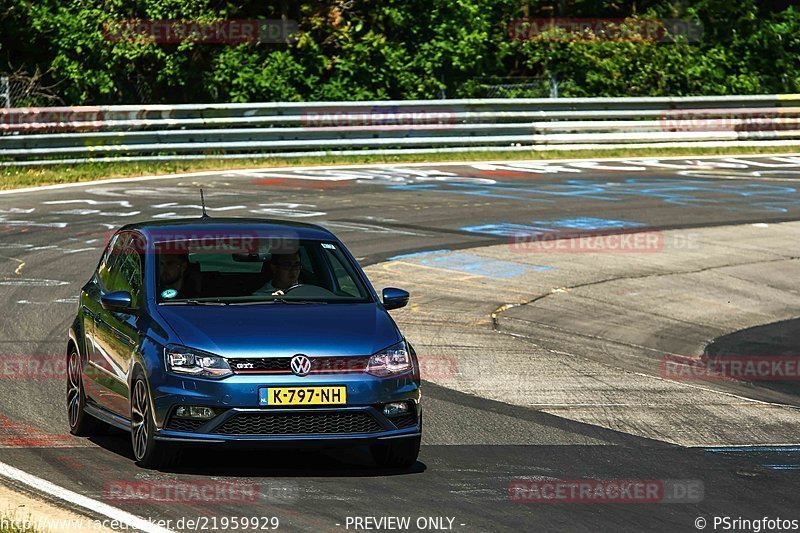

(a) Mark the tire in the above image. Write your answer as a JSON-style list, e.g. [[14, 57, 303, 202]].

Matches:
[[66, 346, 106, 436], [370, 436, 421, 468], [130, 374, 180, 469]]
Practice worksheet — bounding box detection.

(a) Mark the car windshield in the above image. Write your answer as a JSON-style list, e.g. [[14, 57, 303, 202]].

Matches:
[[154, 236, 372, 305]]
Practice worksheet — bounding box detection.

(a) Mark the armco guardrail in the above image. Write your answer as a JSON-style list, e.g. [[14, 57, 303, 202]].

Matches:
[[2, 95, 800, 165]]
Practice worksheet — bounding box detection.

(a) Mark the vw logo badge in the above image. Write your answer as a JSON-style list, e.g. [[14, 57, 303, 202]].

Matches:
[[290, 354, 312, 377]]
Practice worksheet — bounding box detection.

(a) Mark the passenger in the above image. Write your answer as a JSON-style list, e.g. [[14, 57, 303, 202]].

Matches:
[[254, 251, 301, 296]]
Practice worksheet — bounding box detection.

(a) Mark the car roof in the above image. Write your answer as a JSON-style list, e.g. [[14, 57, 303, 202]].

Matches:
[[119, 218, 336, 241]]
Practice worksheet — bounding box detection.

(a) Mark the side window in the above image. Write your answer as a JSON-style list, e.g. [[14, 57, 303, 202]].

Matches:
[[116, 244, 143, 307], [324, 247, 362, 297], [98, 233, 143, 307], [97, 234, 124, 289]]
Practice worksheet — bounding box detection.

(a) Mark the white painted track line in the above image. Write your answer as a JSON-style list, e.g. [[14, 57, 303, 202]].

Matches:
[[1, 152, 799, 196], [0, 460, 174, 533]]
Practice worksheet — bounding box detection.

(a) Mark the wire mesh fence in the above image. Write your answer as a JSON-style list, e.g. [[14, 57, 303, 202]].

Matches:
[[0, 72, 63, 108], [461, 77, 559, 99]]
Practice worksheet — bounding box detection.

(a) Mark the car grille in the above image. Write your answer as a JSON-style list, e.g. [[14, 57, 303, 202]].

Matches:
[[228, 356, 370, 375], [214, 411, 383, 435], [390, 413, 418, 429], [165, 417, 205, 432]]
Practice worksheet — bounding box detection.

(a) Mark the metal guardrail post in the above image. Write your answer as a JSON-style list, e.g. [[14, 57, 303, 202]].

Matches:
[[549, 75, 558, 99]]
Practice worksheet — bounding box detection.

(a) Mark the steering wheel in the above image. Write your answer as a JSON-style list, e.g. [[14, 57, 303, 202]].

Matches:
[[281, 283, 309, 294]]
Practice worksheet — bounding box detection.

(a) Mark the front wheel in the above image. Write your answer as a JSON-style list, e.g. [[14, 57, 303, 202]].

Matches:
[[130, 376, 179, 469], [370, 436, 420, 468]]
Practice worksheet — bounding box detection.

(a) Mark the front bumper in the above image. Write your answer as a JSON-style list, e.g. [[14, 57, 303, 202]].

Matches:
[[150, 372, 421, 445]]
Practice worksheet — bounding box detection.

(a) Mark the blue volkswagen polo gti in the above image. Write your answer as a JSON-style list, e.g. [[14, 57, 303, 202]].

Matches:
[[66, 218, 421, 469]]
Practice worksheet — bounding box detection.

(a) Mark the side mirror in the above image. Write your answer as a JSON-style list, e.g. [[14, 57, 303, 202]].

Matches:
[[101, 291, 135, 313], [382, 288, 409, 310]]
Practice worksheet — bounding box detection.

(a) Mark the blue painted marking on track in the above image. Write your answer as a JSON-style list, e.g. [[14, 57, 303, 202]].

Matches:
[[417, 252, 552, 277], [702, 446, 800, 453], [391, 178, 800, 213], [460, 223, 558, 237], [387, 249, 451, 261], [764, 465, 800, 470], [461, 218, 647, 237], [540, 217, 646, 230], [701, 445, 800, 471], [389, 249, 552, 277]]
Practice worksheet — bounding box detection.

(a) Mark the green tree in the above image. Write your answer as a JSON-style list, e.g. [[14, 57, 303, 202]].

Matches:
[[0, 0, 797, 104]]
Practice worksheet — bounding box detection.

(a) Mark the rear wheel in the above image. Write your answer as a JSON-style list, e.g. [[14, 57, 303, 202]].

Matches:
[[66, 346, 105, 436], [370, 436, 420, 468], [130, 376, 180, 469]]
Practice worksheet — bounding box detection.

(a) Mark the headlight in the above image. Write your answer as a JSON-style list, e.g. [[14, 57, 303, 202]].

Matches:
[[164, 345, 233, 379], [367, 341, 413, 377]]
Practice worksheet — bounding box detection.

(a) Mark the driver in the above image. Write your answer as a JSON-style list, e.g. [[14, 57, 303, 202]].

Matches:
[[158, 253, 198, 299], [254, 251, 301, 296]]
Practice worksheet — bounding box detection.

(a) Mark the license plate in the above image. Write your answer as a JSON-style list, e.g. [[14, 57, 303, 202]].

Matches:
[[259, 386, 347, 406]]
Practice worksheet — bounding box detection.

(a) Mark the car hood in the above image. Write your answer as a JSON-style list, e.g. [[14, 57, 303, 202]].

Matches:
[[154, 303, 401, 358]]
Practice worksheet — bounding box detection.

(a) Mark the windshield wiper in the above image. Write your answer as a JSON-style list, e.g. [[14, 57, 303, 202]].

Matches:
[[162, 298, 330, 306], [229, 298, 327, 305], [161, 299, 229, 306]]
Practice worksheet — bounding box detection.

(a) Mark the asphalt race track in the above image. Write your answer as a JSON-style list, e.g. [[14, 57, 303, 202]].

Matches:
[[1, 155, 800, 532]]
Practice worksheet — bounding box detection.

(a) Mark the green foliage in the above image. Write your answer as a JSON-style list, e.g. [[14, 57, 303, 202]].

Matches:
[[0, 0, 798, 103]]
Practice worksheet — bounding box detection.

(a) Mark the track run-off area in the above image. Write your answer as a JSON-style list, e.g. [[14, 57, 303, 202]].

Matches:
[[1, 154, 800, 531]]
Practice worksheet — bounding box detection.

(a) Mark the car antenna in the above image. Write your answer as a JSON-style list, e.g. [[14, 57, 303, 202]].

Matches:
[[200, 188, 209, 218]]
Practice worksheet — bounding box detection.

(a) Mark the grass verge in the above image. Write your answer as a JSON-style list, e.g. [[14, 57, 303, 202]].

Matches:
[[1, 144, 799, 190]]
